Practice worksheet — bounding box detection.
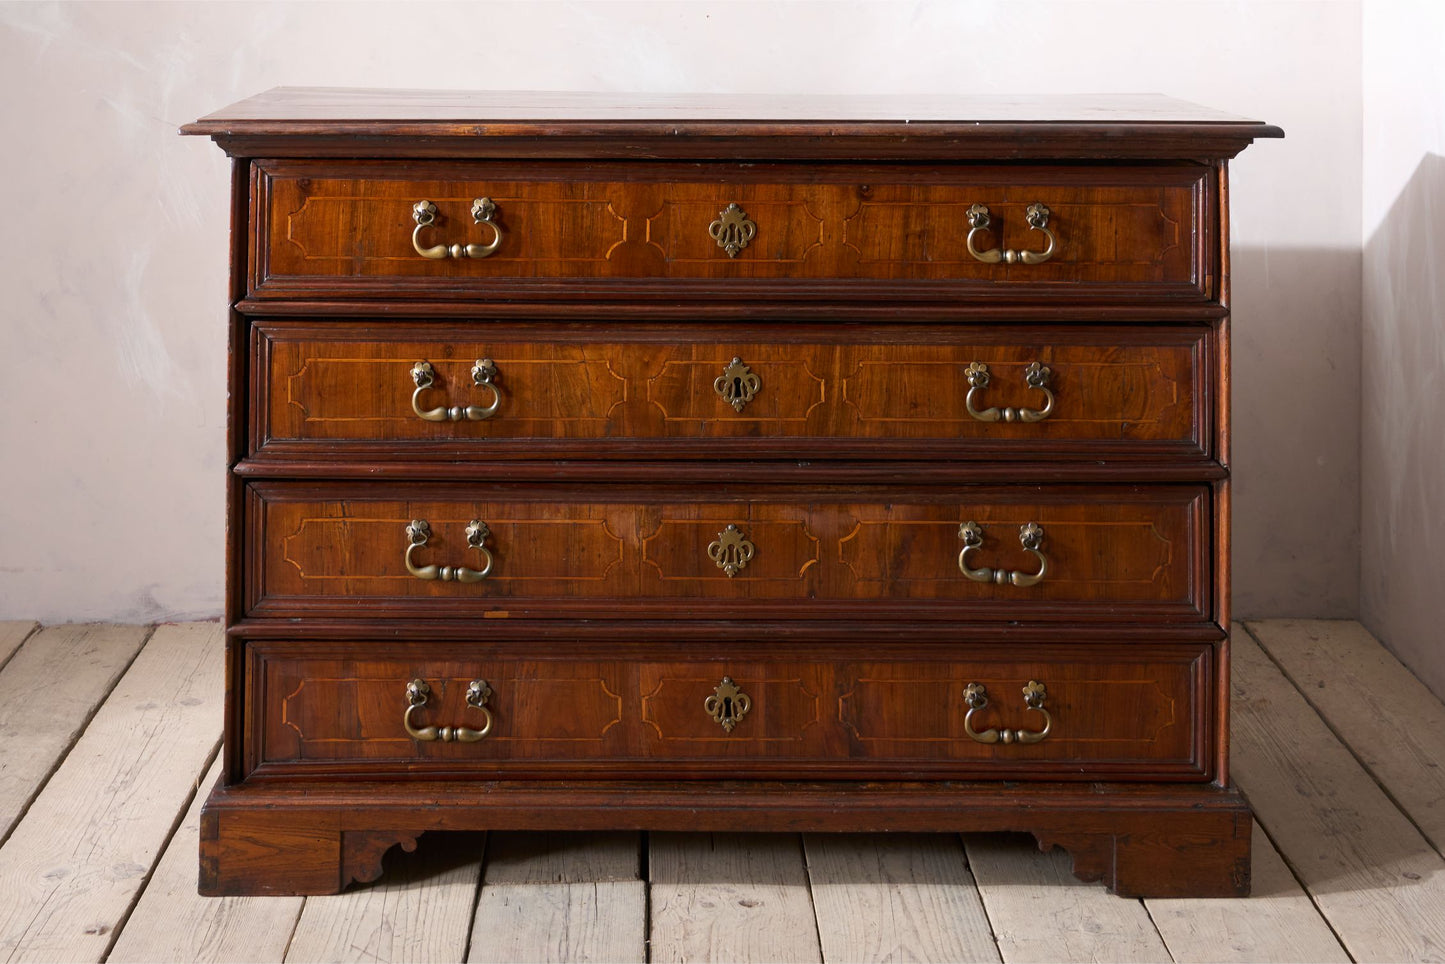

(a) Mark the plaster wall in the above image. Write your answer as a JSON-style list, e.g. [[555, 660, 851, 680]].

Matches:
[[1361, 1, 1445, 697], [0, 0, 1362, 622]]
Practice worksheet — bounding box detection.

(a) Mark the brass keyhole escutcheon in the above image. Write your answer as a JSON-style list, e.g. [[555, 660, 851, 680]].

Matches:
[[707, 202, 757, 257], [705, 677, 752, 732], [707, 524, 756, 577], [714, 357, 761, 412]]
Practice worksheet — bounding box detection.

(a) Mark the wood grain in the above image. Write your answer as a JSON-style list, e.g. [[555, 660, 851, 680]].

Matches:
[[469, 832, 644, 963], [256, 321, 1207, 461], [965, 833, 1170, 963], [0, 621, 37, 673], [108, 756, 303, 963], [649, 833, 821, 963], [283, 832, 484, 964], [253, 161, 1207, 302], [1247, 618, 1445, 855], [191, 90, 1267, 898], [0, 622, 223, 963], [804, 833, 1000, 963], [188, 88, 1277, 126], [247, 481, 1209, 621], [22, 618, 1445, 960], [235, 457, 1228, 485], [243, 641, 1210, 781], [0, 623, 150, 840], [1146, 821, 1349, 963], [185, 90, 1281, 162], [199, 778, 1251, 897], [1231, 624, 1445, 961]]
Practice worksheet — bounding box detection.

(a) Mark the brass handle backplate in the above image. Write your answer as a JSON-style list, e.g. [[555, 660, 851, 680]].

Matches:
[[404, 678, 494, 742], [411, 359, 502, 421], [963, 680, 1052, 745], [412, 198, 504, 259], [405, 519, 494, 582], [957, 522, 1047, 587], [708, 202, 757, 257], [705, 676, 751, 732], [965, 361, 1054, 423], [966, 202, 1056, 265], [714, 357, 761, 412], [707, 524, 756, 578]]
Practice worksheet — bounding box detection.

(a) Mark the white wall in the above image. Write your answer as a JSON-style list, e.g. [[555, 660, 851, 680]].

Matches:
[[1361, 1, 1445, 696], [0, 0, 1361, 623]]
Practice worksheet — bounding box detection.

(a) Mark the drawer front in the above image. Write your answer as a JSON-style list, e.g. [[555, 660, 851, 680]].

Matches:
[[246, 482, 1208, 620], [245, 640, 1210, 780], [254, 322, 1208, 461], [253, 160, 1210, 299]]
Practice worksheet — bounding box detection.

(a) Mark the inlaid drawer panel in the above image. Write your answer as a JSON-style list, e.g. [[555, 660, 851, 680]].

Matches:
[[252, 160, 1210, 299], [253, 321, 1208, 461], [245, 640, 1210, 780], [245, 481, 1208, 620]]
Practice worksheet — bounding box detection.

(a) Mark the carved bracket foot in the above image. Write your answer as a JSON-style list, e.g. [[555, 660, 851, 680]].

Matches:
[[341, 830, 424, 887], [199, 805, 426, 896], [199, 779, 1252, 897], [1033, 816, 1252, 898]]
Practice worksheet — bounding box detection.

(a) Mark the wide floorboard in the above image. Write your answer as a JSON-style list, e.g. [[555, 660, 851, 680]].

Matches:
[[0, 619, 1439, 963]]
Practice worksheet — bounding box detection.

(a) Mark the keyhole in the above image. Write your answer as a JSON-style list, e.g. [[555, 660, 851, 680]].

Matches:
[[733, 377, 743, 397], [722, 697, 734, 719]]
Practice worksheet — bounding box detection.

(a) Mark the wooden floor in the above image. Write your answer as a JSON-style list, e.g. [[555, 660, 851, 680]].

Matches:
[[0, 621, 1442, 963]]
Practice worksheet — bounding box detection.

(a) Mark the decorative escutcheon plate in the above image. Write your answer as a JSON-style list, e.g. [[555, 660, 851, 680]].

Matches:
[[704, 676, 751, 732], [714, 357, 761, 412], [707, 524, 756, 577], [707, 202, 757, 257]]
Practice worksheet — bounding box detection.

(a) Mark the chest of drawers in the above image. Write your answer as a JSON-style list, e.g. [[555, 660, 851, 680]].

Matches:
[[184, 89, 1279, 898]]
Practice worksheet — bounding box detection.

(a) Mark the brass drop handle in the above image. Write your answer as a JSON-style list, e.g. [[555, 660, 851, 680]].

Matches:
[[965, 202, 1056, 265], [404, 678, 493, 743], [412, 198, 504, 259], [957, 522, 1047, 587], [963, 680, 1052, 745], [405, 519, 494, 582], [965, 362, 1054, 423], [411, 359, 502, 422]]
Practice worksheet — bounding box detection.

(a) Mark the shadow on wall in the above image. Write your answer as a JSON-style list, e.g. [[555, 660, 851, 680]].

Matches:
[[1231, 244, 1361, 619], [1361, 152, 1445, 699]]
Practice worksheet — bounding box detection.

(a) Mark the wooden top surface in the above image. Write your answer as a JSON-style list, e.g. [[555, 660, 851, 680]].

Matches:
[[187, 88, 1272, 126], [182, 88, 1281, 159]]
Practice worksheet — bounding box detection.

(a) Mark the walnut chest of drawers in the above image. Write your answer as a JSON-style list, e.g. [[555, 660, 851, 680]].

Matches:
[[184, 89, 1280, 897]]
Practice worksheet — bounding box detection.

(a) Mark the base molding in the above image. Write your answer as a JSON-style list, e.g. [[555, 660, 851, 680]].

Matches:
[[199, 779, 1251, 898]]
